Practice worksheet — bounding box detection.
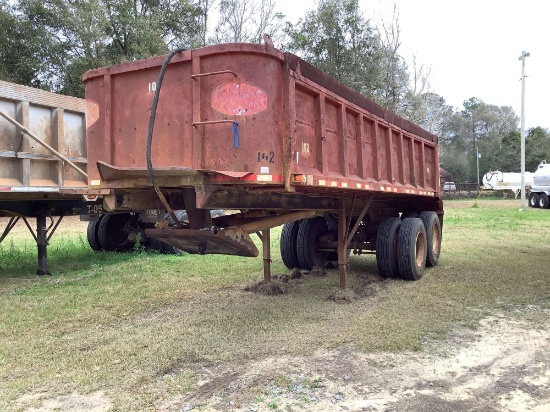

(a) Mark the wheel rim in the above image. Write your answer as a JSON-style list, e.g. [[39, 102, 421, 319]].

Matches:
[[100, 214, 134, 250], [415, 231, 426, 267]]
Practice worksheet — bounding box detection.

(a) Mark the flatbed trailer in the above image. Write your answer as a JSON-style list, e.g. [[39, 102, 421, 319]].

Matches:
[[83, 43, 443, 288]]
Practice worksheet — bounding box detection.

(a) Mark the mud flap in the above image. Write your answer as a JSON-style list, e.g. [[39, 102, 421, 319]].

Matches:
[[145, 227, 259, 257]]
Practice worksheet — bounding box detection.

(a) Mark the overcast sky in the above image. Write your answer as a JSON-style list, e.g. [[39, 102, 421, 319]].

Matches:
[[276, 0, 549, 130]]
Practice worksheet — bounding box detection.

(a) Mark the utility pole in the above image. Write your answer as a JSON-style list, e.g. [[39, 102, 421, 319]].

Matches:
[[476, 145, 480, 188], [519, 51, 530, 210]]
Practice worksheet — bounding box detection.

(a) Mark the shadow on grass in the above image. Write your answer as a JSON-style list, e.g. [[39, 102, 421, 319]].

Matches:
[[0, 235, 149, 282]]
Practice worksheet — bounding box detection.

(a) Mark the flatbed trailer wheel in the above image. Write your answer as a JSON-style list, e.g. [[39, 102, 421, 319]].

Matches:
[[280, 220, 302, 269], [538, 193, 549, 209], [419, 212, 441, 267], [86, 214, 105, 251], [296, 217, 329, 270], [529, 193, 539, 208], [98, 213, 135, 252], [376, 217, 402, 278], [397, 218, 427, 280]]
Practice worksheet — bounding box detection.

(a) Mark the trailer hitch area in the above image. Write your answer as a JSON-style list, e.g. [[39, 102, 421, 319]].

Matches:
[[145, 226, 259, 257]]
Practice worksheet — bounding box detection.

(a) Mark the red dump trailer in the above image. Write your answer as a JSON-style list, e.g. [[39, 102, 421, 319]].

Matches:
[[83, 43, 443, 287]]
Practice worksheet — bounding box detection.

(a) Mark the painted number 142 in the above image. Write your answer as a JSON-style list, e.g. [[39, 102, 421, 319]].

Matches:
[[258, 151, 275, 163]]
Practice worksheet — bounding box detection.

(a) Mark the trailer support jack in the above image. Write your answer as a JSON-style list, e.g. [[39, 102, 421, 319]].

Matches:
[[257, 229, 271, 282], [0, 211, 65, 276], [36, 214, 50, 276], [338, 202, 349, 289]]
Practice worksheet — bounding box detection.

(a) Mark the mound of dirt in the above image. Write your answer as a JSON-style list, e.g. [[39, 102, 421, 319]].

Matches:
[[244, 280, 288, 295], [309, 266, 327, 277], [327, 288, 358, 303], [353, 277, 387, 298], [290, 268, 302, 279]]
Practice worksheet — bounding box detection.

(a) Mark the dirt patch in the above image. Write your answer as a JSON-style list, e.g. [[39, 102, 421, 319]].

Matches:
[[164, 311, 550, 412], [353, 276, 387, 298], [16, 391, 112, 412]]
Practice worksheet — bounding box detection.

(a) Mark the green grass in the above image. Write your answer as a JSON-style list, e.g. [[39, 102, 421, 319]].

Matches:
[[1, 199, 549, 410]]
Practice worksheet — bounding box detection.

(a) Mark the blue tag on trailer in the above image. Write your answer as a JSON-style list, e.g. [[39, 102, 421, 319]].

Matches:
[[232, 121, 239, 148]]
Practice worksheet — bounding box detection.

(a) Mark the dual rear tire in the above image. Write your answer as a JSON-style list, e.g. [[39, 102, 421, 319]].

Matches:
[[530, 193, 540, 208], [539, 194, 550, 209], [376, 211, 441, 281], [87, 213, 171, 253], [87, 213, 136, 252], [280, 217, 332, 270], [529, 193, 550, 209]]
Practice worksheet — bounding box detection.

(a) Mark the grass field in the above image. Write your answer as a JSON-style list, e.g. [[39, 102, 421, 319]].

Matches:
[[1, 199, 549, 411]]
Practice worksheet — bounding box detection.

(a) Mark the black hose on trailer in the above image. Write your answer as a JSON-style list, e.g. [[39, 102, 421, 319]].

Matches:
[[146, 47, 187, 228]]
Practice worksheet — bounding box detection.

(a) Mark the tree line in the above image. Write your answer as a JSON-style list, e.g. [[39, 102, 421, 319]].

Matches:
[[1, 0, 548, 182]]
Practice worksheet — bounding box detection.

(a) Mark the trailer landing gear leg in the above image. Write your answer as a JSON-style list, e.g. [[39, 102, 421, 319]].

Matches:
[[338, 202, 348, 289], [36, 214, 50, 276], [260, 229, 271, 282]]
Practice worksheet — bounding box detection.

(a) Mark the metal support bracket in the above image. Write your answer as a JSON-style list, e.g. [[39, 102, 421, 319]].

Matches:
[[344, 194, 375, 250], [0, 216, 20, 244]]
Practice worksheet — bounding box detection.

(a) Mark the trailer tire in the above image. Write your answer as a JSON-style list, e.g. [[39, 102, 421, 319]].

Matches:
[[280, 220, 302, 269], [529, 193, 540, 208], [296, 217, 329, 270], [539, 193, 549, 209], [376, 217, 402, 278], [86, 215, 104, 251], [397, 218, 427, 281], [98, 213, 134, 252], [419, 211, 441, 267]]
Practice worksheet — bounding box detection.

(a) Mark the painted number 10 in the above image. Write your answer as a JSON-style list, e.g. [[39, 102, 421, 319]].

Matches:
[[148, 82, 157, 93]]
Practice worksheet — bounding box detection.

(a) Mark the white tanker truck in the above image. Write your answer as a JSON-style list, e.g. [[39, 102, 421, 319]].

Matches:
[[528, 161, 550, 208], [482, 170, 534, 198]]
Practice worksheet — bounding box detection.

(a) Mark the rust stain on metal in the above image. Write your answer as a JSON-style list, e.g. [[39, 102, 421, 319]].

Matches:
[[211, 81, 267, 116]]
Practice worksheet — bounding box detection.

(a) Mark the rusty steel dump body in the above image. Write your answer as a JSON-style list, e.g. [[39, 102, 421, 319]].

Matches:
[[0, 81, 104, 275], [0, 81, 88, 201], [84, 43, 439, 200], [83, 43, 443, 282]]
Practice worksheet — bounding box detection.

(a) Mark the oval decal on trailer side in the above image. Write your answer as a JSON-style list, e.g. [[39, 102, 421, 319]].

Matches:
[[211, 82, 267, 116]]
